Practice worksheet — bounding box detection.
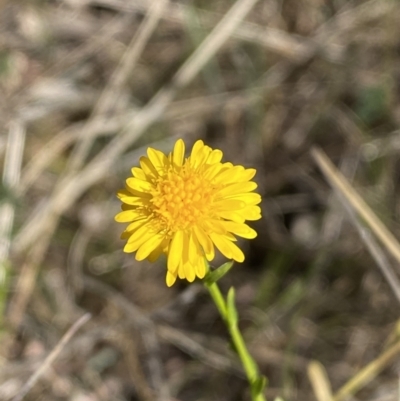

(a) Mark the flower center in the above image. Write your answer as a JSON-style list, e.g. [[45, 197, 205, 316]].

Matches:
[[150, 165, 215, 233]]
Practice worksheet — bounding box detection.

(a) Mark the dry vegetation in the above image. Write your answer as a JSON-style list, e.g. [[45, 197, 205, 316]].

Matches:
[[1, 0, 400, 400]]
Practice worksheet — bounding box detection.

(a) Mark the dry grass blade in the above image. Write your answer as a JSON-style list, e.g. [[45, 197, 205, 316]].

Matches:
[[82, 276, 241, 394], [334, 187, 400, 305], [8, 226, 56, 328], [66, 0, 170, 174], [331, 339, 400, 401], [311, 146, 400, 397], [307, 361, 333, 401], [0, 121, 25, 323], [90, 0, 308, 59], [90, 0, 394, 63], [83, 276, 169, 401], [311, 144, 400, 304], [110, 330, 155, 401], [157, 324, 242, 375], [311, 147, 400, 267], [65, 0, 262, 177], [164, 0, 260, 88], [11, 313, 91, 401], [0, 121, 25, 263], [19, 115, 134, 194], [45, 13, 133, 77]]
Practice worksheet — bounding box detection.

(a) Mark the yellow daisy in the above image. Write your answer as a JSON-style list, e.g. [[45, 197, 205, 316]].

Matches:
[[115, 139, 262, 287]]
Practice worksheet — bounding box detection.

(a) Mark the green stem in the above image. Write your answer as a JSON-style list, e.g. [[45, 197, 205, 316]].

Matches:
[[206, 281, 266, 401], [207, 280, 228, 317]]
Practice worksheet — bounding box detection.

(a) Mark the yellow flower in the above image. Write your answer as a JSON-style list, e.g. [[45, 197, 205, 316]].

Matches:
[[115, 139, 262, 286]]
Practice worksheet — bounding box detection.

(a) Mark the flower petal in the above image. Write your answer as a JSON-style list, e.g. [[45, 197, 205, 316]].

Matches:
[[183, 261, 196, 282], [203, 163, 224, 181], [210, 233, 245, 262], [191, 140, 204, 158], [123, 229, 153, 253], [193, 226, 214, 260], [214, 166, 245, 184], [139, 156, 159, 178], [195, 258, 207, 279], [147, 246, 163, 262], [178, 262, 185, 279], [131, 167, 147, 180], [147, 147, 168, 171], [241, 168, 256, 181], [168, 231, 183, 272], [190, 140, 209, 168], [241, 205, 262, 220], [206, 149, 223, 164], [220, 221, 257, 239], [136, 234, 165, 261], [126, 218, 148, 232], [117, 190, 145, 206], [216, 181, 258, 198], [227, 192, 262, 205], [218, 211, 245, 224], [166, 270, 177, 287], [126, 177, 153, 192], [126, 223, 154, 246], [115, 209, 142, 223], [214, 199, 246, 211], [188, 232, 202, 266], [172, 139, 185, 167]]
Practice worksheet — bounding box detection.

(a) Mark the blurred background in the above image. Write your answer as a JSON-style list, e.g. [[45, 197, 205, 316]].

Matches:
[[1, 0, 400, 400]]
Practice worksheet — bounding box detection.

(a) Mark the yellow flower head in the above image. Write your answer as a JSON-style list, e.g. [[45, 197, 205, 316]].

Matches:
[[115, 139, 262, 286]]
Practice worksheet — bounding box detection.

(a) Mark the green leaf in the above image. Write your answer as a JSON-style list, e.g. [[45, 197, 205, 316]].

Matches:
[[0, 183, 19, 206], [355, 84, 388, 126], [226, 287, 238, 326], [204, 260, 234, 285], [0, 261, 11, 331], [251, 375, 268, 397]]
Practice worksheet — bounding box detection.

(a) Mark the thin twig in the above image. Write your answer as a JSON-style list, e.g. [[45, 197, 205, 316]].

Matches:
[[11, 313, 91, 401]]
